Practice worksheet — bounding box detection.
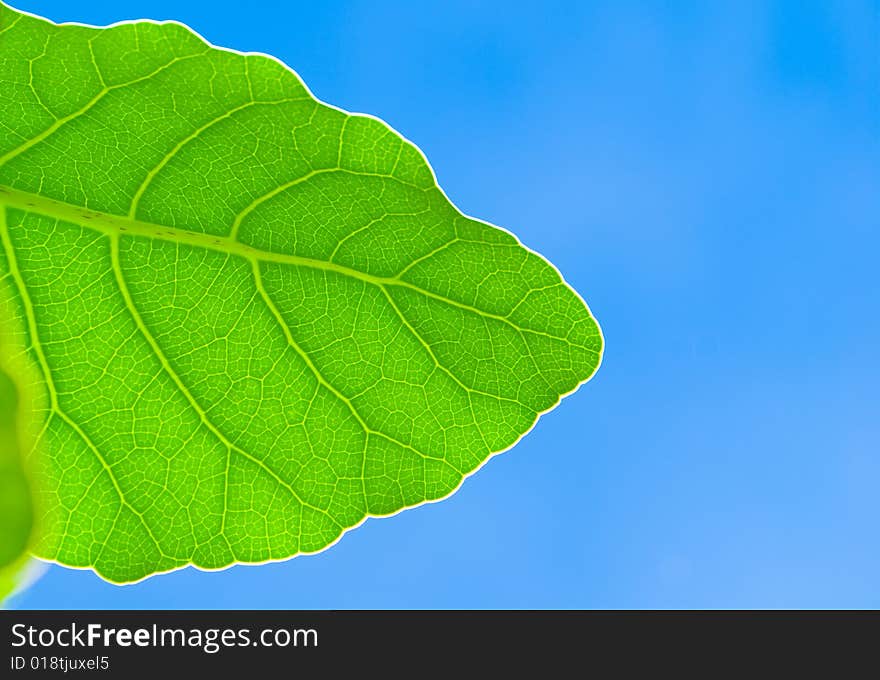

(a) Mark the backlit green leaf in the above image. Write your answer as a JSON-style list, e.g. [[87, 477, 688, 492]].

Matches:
[[0, 2, 603, 583]]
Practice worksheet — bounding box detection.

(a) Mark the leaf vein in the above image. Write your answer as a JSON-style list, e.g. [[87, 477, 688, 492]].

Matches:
[[109, 236, 342, 529]]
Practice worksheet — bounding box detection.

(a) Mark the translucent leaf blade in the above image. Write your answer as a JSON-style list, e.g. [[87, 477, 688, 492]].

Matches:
[[0, 2, 603, 583]]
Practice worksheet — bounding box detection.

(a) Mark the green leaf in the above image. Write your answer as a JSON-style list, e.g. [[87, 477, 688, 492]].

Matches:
[[0, 344, 36, 602], [0, 2, 603, 584]]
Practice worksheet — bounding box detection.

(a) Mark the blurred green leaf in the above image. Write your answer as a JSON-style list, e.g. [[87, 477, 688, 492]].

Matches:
[[0, 355, 35, 603]]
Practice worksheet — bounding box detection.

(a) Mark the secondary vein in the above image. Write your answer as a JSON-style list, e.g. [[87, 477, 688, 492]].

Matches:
[[109, 236, 342, 527], [0, 206, 172, 561]]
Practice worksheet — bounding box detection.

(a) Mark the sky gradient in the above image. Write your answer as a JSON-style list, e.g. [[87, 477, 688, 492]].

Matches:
[[8, 0, 880, 609]]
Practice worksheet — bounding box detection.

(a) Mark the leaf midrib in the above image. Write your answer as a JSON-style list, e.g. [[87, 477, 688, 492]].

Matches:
[[0, 183, 595, 351]]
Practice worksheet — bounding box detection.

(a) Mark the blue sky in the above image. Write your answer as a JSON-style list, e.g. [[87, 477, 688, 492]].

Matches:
[[9, 0, 879, 609]]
